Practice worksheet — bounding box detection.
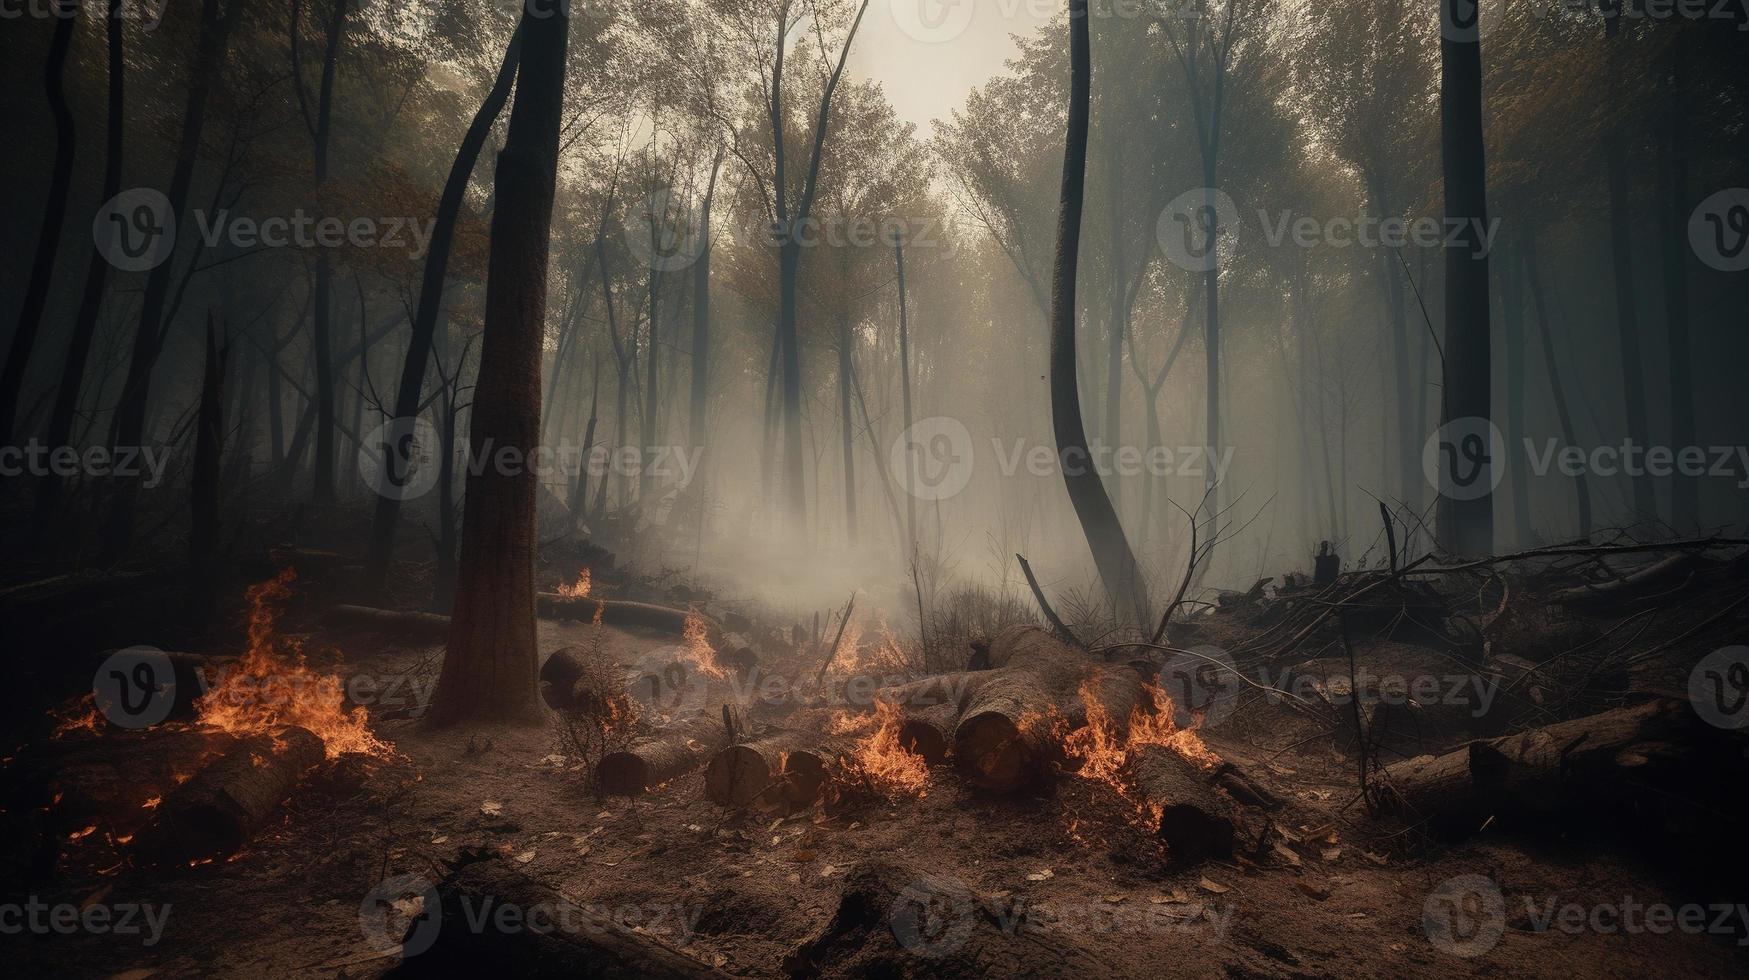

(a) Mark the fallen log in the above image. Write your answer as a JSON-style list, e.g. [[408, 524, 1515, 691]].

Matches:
[[894, 702, 958, 766], [321, 604, 450, 641], [393, 856, 722, 977], [1552, 553, 1697, 605], [953, 626, 1095, 791], [1377, 698, 1745, 833], [1130, 745, 1236, 865], [133, 726, 324, 865], [598, 717, 727, 796], [536, 595, 703, 633], [703, 731, 847, 809]]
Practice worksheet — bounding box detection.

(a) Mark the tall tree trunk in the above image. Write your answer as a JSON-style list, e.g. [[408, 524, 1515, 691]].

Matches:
[[1660, 47, 1698, 531], [1369, 177, 1419, 513], [1435, 0, 1495, 557], [836, 313, 857, 545], [102, 0, 243, 559], [1524, 235, 1593, 539], [426, 3, 568, 726], [688, 151, 721, 455], [1051, 0, 1146, 626], [35, 0, 124, 522], [187, 315, 226, 625], [1, 0, 78, 446], [307, 0, 351, 503], [641, 266, 659, 504], [894, 237, 917, 551], [362, 27, 521, 598], [1499, 240, 1530, 547], [1601, 6, 1656, 521]]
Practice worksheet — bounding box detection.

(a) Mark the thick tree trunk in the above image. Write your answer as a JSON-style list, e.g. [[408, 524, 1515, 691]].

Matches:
[[1434, 0, 1494, 557], [0, 0, 78, 446], [34, 0, 124, 523], [426, 4, 568, 727], [954, 626, 1096, 791], [1048, 0, 1146, 625], [362, 28, 521, 598]]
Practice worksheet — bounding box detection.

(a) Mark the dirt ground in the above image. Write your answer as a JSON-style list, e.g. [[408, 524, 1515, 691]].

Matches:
[[12, 583, 1749, 980]]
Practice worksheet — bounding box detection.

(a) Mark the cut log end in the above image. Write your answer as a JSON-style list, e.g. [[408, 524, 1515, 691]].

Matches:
[[955, 711, 1029, 791]]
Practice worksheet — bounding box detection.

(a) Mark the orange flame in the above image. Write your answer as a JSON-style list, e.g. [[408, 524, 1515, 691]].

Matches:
[[1065, 675, 1219, 827], [681, 610, 726, 681], [196, 568, 391, 759], [835, 702, 929, 798], [557, 569, 592, 599], [50, 694, 102, 739]]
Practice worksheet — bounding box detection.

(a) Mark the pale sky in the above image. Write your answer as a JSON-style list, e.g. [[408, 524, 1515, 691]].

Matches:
[[845, 0, 1053, 136]]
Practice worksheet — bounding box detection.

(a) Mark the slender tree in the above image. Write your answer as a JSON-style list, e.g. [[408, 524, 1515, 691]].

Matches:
[[362, 26, 522, 599], [1051, 0, 1147, 625], [0, 0, 79, 446], [35, 0, 125, 523]]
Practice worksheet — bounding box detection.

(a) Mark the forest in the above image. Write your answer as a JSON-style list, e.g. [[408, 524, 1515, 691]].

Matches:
[[3, 0, 1749, 975]]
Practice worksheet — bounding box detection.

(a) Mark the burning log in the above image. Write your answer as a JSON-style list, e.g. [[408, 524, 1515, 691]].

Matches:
[[1377, 698, 1746, 833], [894, 702, 957, 765], [397, 856, 722, 977], [598, 717, 727, 796], [953, 626, 1101, 791], [1130, 745, 1236, 865], [133, 726, 324, 865], [703, 731, 847, 809], [321, 604, 450, 641]]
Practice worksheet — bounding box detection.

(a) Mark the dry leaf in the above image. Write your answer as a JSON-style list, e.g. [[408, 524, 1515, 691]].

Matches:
[[430, 835, 449, 845], [514, 850, 535, 864], [480, 801, 503, 817], [1025, 869, 1054, 882], [1197, 877, 1230, 894], [1321, 847, 1342, 862], [1363, 850, 1389, 866], [1103, 894, 1125, 903], [1295, 880, 1331, 901], [1271, 842, 1302, 867]]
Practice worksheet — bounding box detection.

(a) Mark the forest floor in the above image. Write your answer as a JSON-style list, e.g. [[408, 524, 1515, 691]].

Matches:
[[8, 544, 1749, 978]]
